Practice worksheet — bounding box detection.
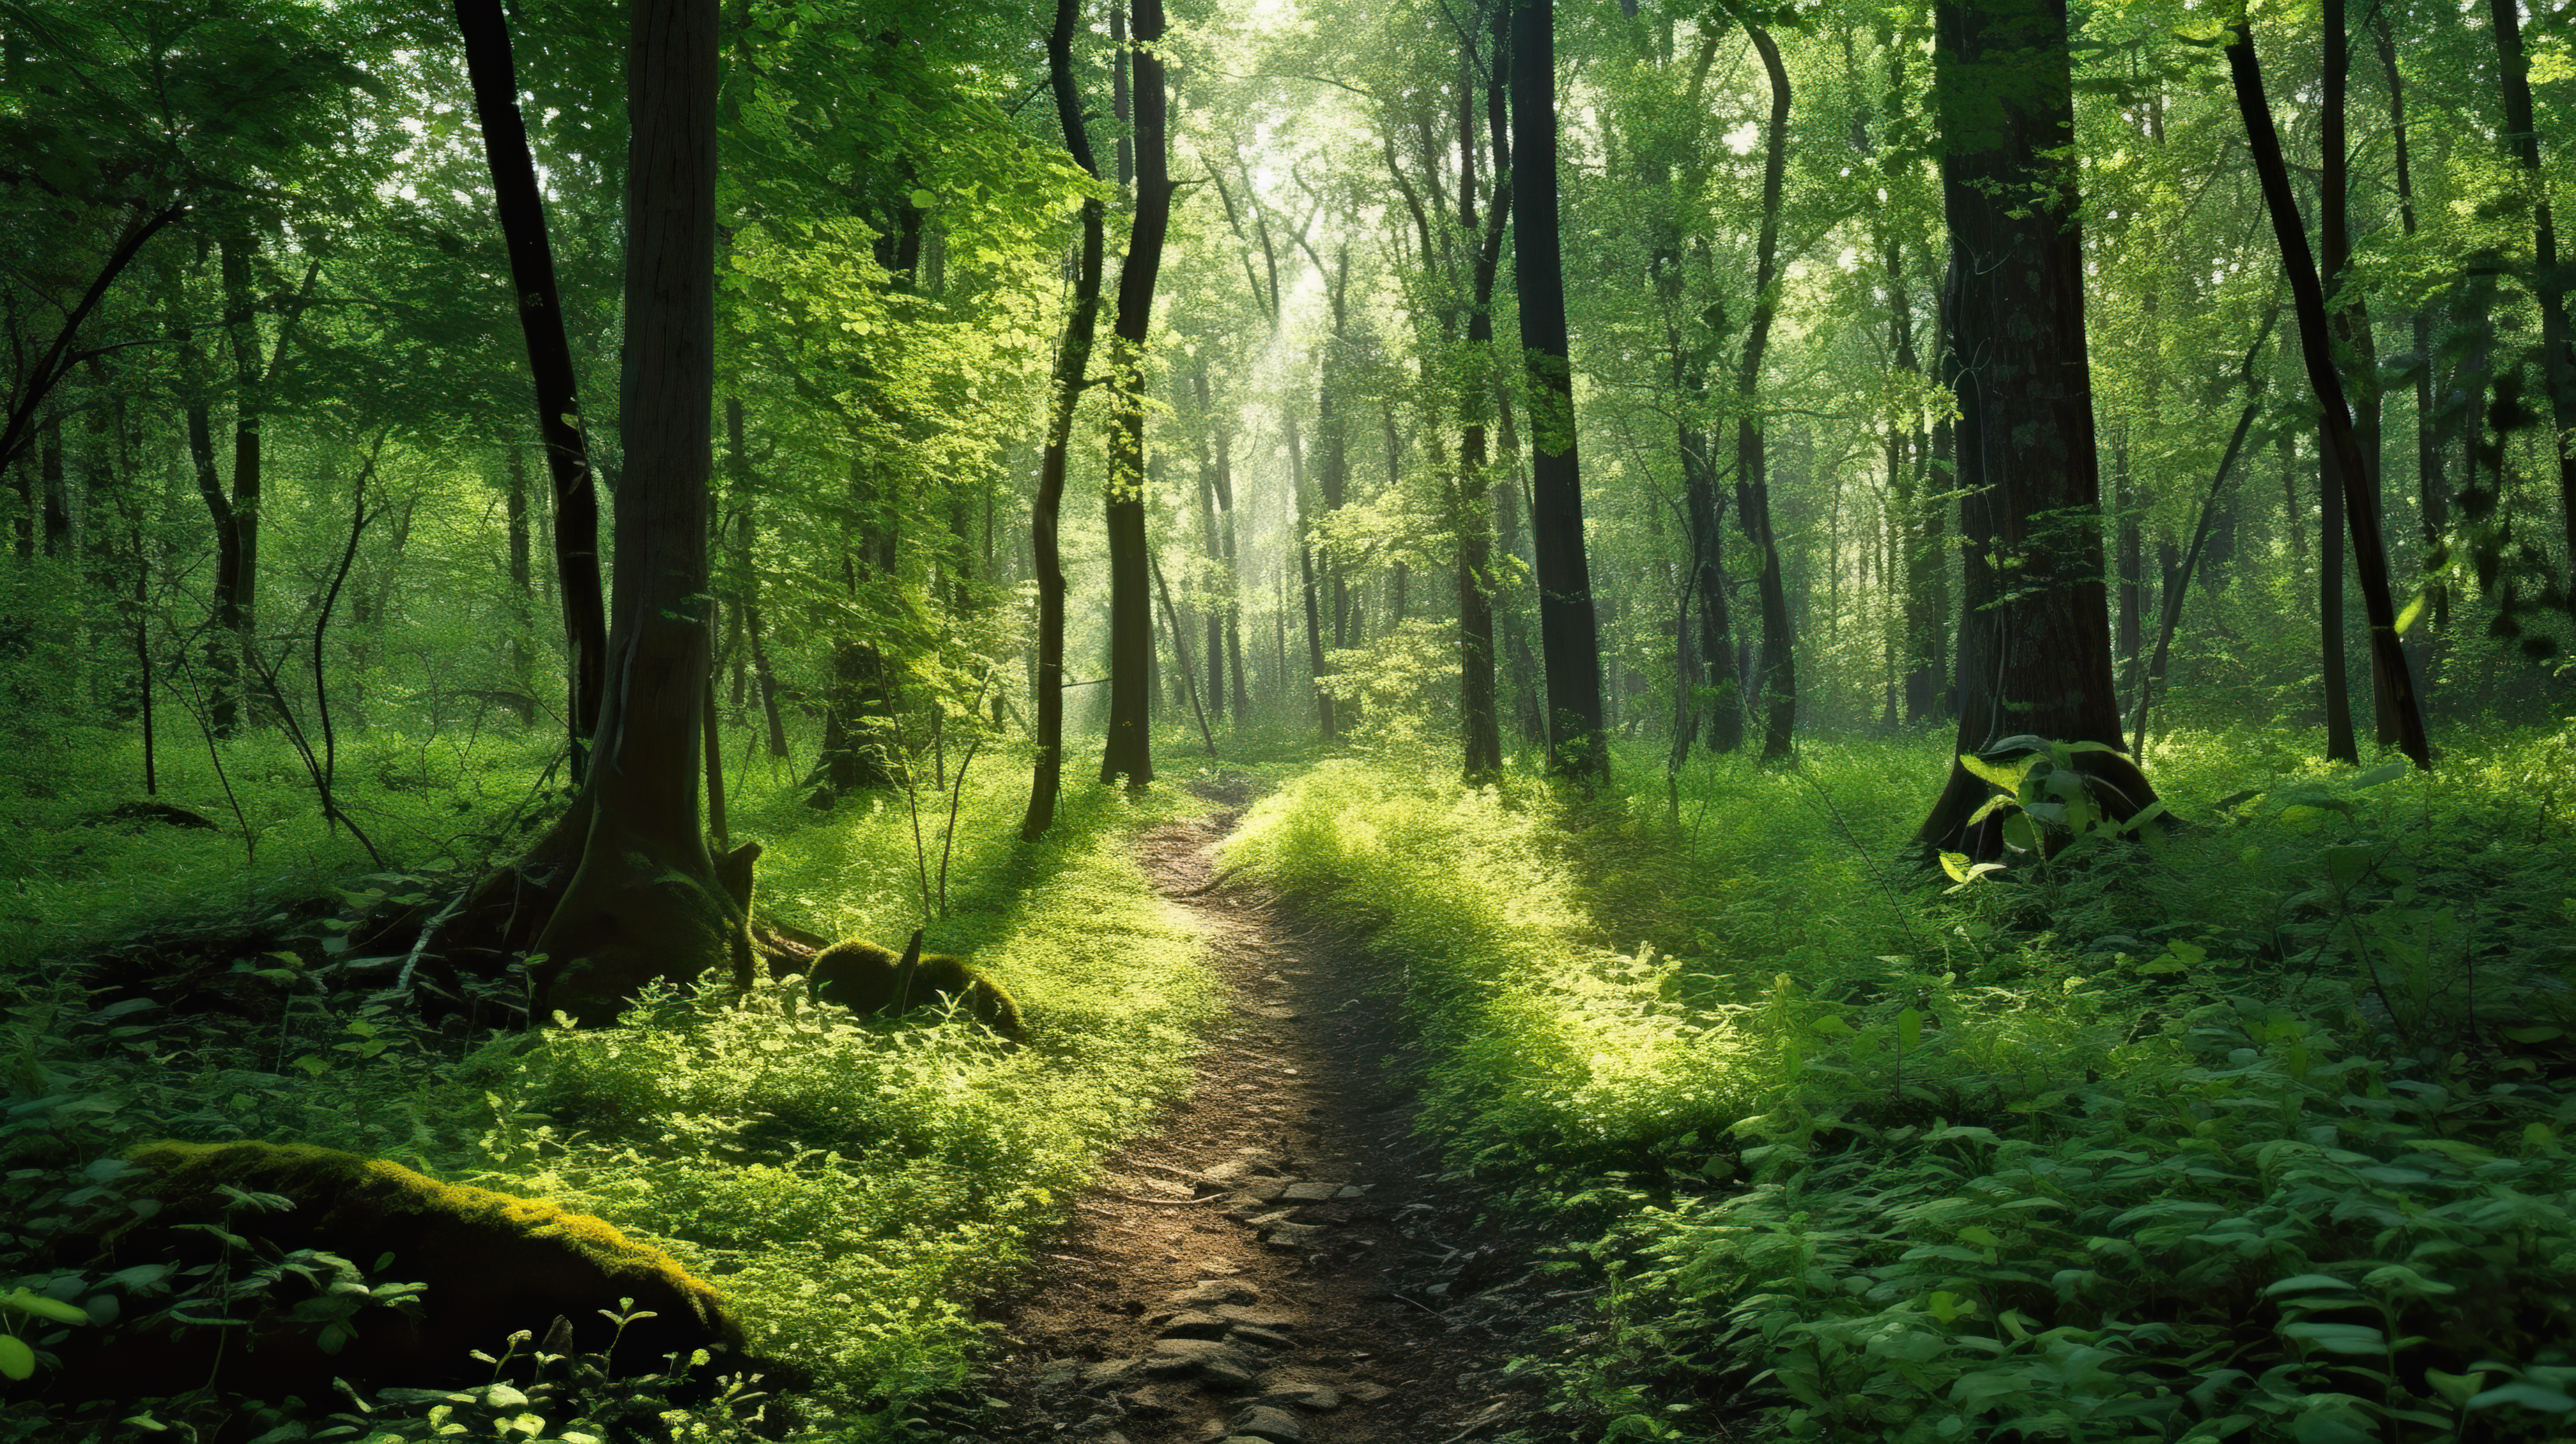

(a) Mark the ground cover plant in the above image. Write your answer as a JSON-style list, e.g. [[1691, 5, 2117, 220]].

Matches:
[[0, 734, 1231, 1439], [1224, 726, 2576, 1443]]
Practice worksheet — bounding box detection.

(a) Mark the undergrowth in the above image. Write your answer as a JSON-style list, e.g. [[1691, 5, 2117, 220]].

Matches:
[[1224, 724, 2576, 1443], [0, 730, 1223, 1439]]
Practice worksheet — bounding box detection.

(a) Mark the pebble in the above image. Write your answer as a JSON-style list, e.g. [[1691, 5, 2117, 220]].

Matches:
[[1343, 1381, 1392, 1403], [1227, 1324, 1295, 1351], [1275, 1180, 1345, 1202], [1156, 1311, 1233, 1340]]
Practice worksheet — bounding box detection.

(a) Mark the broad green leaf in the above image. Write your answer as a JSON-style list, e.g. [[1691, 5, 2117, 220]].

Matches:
[[1960, 752, 2029, 793], [2322, 846, 2375, 887], [2263, 1274, 2354, 1296], [1938, 851, 1972, 883], [0, 1335, 29, 1381], [2468, 1381, 2576, 1412]]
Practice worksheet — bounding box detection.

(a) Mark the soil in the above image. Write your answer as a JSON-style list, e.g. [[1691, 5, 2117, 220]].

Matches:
[[967, 805, 1588, 1444]]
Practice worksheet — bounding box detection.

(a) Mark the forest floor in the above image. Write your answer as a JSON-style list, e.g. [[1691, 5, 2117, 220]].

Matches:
[[969, 800, 1583, 1444]]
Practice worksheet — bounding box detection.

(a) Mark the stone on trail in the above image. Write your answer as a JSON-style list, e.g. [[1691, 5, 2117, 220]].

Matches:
[[1260, 1382, 1343, 1411], [1168, 1279, 1261, 1308], [1155, 1310, 1232, 1340], [1343, 1381, 1393, 1403], [1227, 1324, 1295, 1351], [1227, 1404, 1309, 1443], [1144, 1337, 1260, 1386], [1262, 1220, 1331, 1249], [1276, 1180, 1345, 1202], [1213, 1304, 1299, 1329]]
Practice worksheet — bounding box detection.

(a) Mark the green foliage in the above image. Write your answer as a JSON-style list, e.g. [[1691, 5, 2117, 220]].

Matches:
[[477, 774, 1215, 1422], [1231, 730, 2576, 1443]]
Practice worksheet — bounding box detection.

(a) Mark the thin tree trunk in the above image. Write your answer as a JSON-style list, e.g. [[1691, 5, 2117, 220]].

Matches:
[[1099, 0, 1171, 791], [1737, 22, 1797, 761], [2227, 18, 2431, 769], [2135, 312, 2273, 756], [2488, 0, 2576, 572], [1513, 0, 1607, 782], [2374, 12, 2447, 655], [1020, 0, 1107, 841], [1153, 553, 1216, 756], [455, 0, 608, 777]]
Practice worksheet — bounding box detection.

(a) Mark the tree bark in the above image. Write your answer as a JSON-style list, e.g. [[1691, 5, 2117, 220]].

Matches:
[[523, 0, 745, 1024], [1512, 0, 1606, 782], [1457, 18, 1512, 780], [2373, 10, 2447, 651], [1020, 0, 1107, 841], [2229, 19, 2432, 769], [1737, 22, 1798, 761], [1099, 0, 1171, 792], [1917, 0, 2154, 854], [455, 0, 607, 779], [2488, 0, 2576, 573]]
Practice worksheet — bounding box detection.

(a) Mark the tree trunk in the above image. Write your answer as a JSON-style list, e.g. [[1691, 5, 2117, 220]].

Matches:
[[2489, 0, 2576, 573], [2135, 314, 2272, 756], [218, 234, 265, 716], [1457, 25, 1511, 780], [1917, 0, 2154, 854], [1737, 22, 1797, 761], [523, 0, 746, 1025], [1290, 415, 1336, 742], [1099, 0, 1171, 792], [2374, 11, 2447, 655], [2229, 18, 2432, 769], [1020, 0, 1108, 841], [505, 443, 537, 723], [724, 396, 789, 757], [167, 251, 242, 736], [1512, 0, 1606, 782], [455, 0, 607, 777]]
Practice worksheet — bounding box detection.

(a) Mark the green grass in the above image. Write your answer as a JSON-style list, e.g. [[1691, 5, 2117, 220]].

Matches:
[[1223, 725, 2576, 1443], [0, 721, 1231, 1438]]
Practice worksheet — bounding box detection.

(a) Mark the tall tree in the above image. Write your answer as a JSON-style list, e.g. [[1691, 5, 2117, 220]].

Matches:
[[1020, 0, 1109, 841], [2227, 15, 2433, 770], [1915, 0, 2154, 854], [455, 0, 609, 777], [1511, 0, 1605, 782], [1734, 20, 1799, 761], [525, 0, 742, 1022], [2489, 0, 2576, 575], [1100, 0, 1173, 790]]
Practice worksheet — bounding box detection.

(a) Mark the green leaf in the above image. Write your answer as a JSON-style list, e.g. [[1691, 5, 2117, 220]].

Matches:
[[0, 1335, 29, 1381], [2322, 846, 2376, 887], [2394, 590, 2429, 635], [1960, 752, 2030, 793], [1938, 851, 1972, 884], [2, 1289, 88, 1326], [2425, 1368, 2489, 1407], [2263, 1274, 2354, 1297], [2282, 1321, 2387, 1354], [2469, 1381, 2576, 1412]]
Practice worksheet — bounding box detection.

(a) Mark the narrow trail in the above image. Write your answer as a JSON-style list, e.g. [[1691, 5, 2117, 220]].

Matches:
[[973, 806, 1576, 1444]]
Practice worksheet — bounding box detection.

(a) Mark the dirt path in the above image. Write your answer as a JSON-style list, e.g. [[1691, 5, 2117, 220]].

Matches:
[[972, 809, 1574, 1444]]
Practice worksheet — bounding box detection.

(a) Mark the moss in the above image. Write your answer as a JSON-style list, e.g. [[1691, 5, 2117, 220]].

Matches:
[[807, 940, 1025, 1040], [121, 1140, 740, 1354]]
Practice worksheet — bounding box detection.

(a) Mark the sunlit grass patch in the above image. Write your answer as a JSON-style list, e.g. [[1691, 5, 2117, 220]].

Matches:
[[487, 772, 1219, 1423]]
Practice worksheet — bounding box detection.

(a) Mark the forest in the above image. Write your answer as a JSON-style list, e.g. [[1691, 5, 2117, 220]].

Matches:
[[4, 0, 2576, 1438]]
